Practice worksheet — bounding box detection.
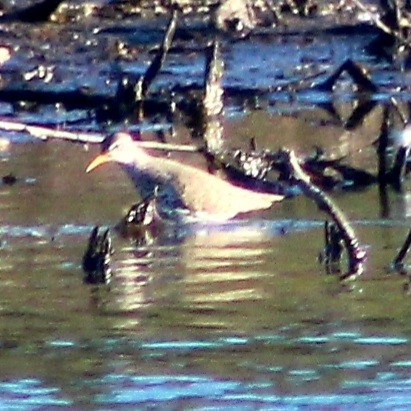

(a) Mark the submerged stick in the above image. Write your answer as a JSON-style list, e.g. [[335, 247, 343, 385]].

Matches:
[[82, 226, 113, 285], [322, 220, 344, 273], [390, 96, 408, 126], [283, 149, 366, 280], [392, 228, 411, 273]]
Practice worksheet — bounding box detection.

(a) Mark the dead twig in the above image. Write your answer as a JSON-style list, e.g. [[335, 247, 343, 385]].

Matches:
[[282, 149, 366, 280], [390, 96, 408, 126], [392, 227, 411, 273], [0, 119, 104, 143], [135, 8, 179, 101], [352, 0, 411, 48], [0, 117, 202, 152]]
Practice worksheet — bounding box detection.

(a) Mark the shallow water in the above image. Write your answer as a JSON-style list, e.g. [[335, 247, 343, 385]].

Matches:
[[1, 133, 411, 410], [1, 3, 411, 410]]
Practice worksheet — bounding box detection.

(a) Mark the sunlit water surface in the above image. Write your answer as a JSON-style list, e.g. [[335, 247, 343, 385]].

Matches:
[[0, 137, 409, 410], [1, 5, 411, 409]]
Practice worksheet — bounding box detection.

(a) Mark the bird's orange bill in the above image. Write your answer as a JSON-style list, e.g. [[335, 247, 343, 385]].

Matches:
[[86, 153, 110, 173]]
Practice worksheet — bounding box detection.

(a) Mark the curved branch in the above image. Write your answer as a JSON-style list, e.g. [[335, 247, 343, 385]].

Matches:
[[283, 149, 366, 280]]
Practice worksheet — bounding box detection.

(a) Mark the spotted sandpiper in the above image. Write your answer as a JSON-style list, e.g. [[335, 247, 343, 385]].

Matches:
[[86, 132, 284, 222]]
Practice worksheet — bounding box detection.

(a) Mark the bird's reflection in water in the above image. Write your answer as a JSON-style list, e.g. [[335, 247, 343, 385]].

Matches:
[[88, 210, 278, 317], [180, 224, 275, 308], [88, 222, 186, 315]]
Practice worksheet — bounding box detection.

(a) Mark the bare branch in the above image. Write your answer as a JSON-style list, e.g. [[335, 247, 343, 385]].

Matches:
[[393, 227, 411, 273], [351, 0, 411, 47], [283, 149, 366, 280], [136, 8, 179, 100], [0, 119, 104, 143], [0, 118, 201, 152]]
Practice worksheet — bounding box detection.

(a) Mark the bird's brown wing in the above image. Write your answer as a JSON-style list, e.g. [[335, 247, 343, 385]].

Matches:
[[175, 164, 283, 219]]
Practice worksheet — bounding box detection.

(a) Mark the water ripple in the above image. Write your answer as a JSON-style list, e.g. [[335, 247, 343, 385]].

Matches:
[[92, 371, 411, 410], [0, 379, 71, 410]]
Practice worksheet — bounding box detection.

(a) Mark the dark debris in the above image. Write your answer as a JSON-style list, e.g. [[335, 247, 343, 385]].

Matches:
[[82, 226, 113, 285]]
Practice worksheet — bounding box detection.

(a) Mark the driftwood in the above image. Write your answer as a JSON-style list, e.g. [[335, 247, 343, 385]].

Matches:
[[282, 148, 366, 280], [0, 118, 202, 153]]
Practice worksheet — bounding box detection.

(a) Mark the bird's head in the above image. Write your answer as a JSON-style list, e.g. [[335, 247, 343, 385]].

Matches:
[[86, 132, 145, 173]]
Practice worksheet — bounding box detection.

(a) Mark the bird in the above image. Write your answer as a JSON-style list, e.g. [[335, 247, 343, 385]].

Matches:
[[86, 132, 284, 222]]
